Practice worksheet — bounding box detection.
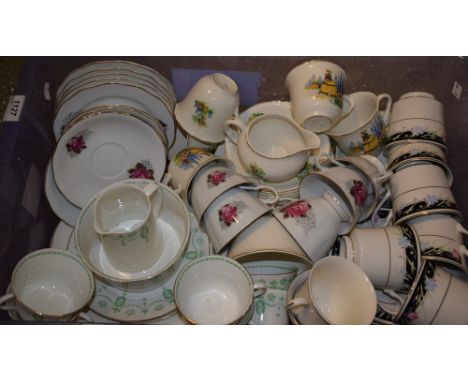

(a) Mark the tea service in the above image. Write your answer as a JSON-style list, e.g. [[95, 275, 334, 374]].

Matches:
[[5, 59, 468, 325]]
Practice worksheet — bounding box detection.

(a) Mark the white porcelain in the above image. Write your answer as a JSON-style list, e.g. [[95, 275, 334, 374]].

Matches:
[[188, 161, 255, 222], [76, 179, 190, 283], [390, 92, 443, 124], [385, 141, 447, 170], [286, 270, 310, 324], [186, 133, 219, 152], [272, 191, 352, 263], [50, 221, 73, 250], [174, 256, 261, 324], [287, 257, 377, 324], [285, 60, 354, 133], [327, 92, 391, 156], [175, 73, 239, 144], [166, 147, 216, 198], [239, 100, 293, 124], [348, 225, 419, 290], [385, 119, 446, 146], [391, 156, 453, 186], [244, 262, 298, 325], [430, 271, 468, 324], [228, 215, 308, 261], [53, 112, 166, 208], [225, 114, 320, 183], [408, 214, 468, 271], [389, 163, 456, 224], [54, 79, 174, 140], [202, 187, 272, 253], [0, 249, 95, 322], [93, 182, 163, 273]]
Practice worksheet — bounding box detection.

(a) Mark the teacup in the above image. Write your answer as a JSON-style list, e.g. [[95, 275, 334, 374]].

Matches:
[[391, 156, 453, 186], [0, 249, 95, 322], [174, 255, 265, 324], [175, 73, 239, 144], [407, 214, 468, 271], [94, 182, 163, 273], [285, 60, 354, 132], [390, 92, 444, 124], [385, 119, 446, 146], [244, 262, 298, 325], [397, 261, 457, 324], [227, 214, 308, 261], [225, 114, 321, 183], [389, 162, 457, 224], [166, 147, 215, 197], [287, 256, 377, 324], [188, 160, 255, 222], [327, 92, 392, 156], [348, 225, 419, 291], [385, 140, 447, 171], [202, 187, 274, 253], [272, 191, 352, 263], [186, 133, 219, 153]]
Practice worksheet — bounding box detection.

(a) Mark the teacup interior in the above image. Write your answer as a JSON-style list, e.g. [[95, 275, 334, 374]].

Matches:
[[96, 185, 150, 233], [331, 93, 377, 135], [248, 118, 305, 157], [309, 258, 376, 324], [176, 258, 252, 324], [12, 252, 92, 316]]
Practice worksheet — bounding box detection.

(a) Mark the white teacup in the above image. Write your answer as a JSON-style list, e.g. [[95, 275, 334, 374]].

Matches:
[[348, 225, 419, 291], [202, 186, 275, 253], [385, 119, 446, 146], [287, 257, 377, 324], [385, 141, 447, 171], [244, 262, 298, 325], [408, 214, 468, 271], [285, 60, 354, 133], [0, 249, 95, 322], [390, 92, 444, 124], [272, 191, 352, 263], [327, 92, 392, 156], [174, 256, 265, 324], [175, 73, 239, 144], [94, 182, 163, 273], [389, 163, 457, 224]]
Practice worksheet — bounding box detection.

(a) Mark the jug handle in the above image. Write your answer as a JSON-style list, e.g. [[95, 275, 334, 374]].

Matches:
[[377, 93, 392, 125], [314, 152, 346, 171], [224, 116, 245, 145]]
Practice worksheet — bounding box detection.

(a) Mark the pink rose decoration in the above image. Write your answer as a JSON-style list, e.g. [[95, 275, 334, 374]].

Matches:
[[281, 200, 311, 219], [218, 204, 238, 226], [452, 248, 461, 260], [66, 135, 87, 154], [207, 170, 226, 186], [127, 162, 155, 180], [406, 311, 418, 321], [350, 180, 367, 207]]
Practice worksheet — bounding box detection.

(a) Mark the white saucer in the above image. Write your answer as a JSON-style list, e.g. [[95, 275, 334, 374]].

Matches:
[[52, 112, 167, 208], [76, 180, 191, 283], [74, 212, 209, 322], [50, 221, 74, 249], [44, 161, 81, 226]]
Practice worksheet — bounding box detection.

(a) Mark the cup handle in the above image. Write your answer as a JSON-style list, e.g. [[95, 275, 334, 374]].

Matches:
[[457, 245, 468, 270], [141, 182, 159, 197], [456, 223, 468, 236], [240, 185, 279, 205], [378, 289, 405, 316], [371, 189, 393, 227], [0, 293, 15, 308], [224, 116, 245, 145], [162, 173, 182, 195], [377, 171, 393, 183], [287, 297, 309, 310], [76, 312, 94, 323], [377, 93, 392, 126], [253, 282, 267, 298], [314, 152, 345, 171]]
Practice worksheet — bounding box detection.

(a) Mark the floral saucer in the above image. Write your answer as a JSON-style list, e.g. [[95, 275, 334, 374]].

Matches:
[[44, 161, 81, 226], [52, 112, 167, 208], [71, 212, 209, 322]]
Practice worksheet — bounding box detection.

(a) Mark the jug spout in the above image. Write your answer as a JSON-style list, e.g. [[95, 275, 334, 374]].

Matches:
[[298, 128, 321, 153]]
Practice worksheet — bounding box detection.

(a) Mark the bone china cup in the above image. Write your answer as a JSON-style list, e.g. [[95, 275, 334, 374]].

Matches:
[[244, 262, 298, 325], [94, 182, 163, 273], [386, 141, 447, 170], [287, 256, 377, 325], [285, 60, 354, 133], [174, 256, 261, 324], [327, 92, 392, 156], [175, 73, 240, 144], [389, 163, 457, 224], [0, 249, 95, 322], [225, 114, 321, 183]]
